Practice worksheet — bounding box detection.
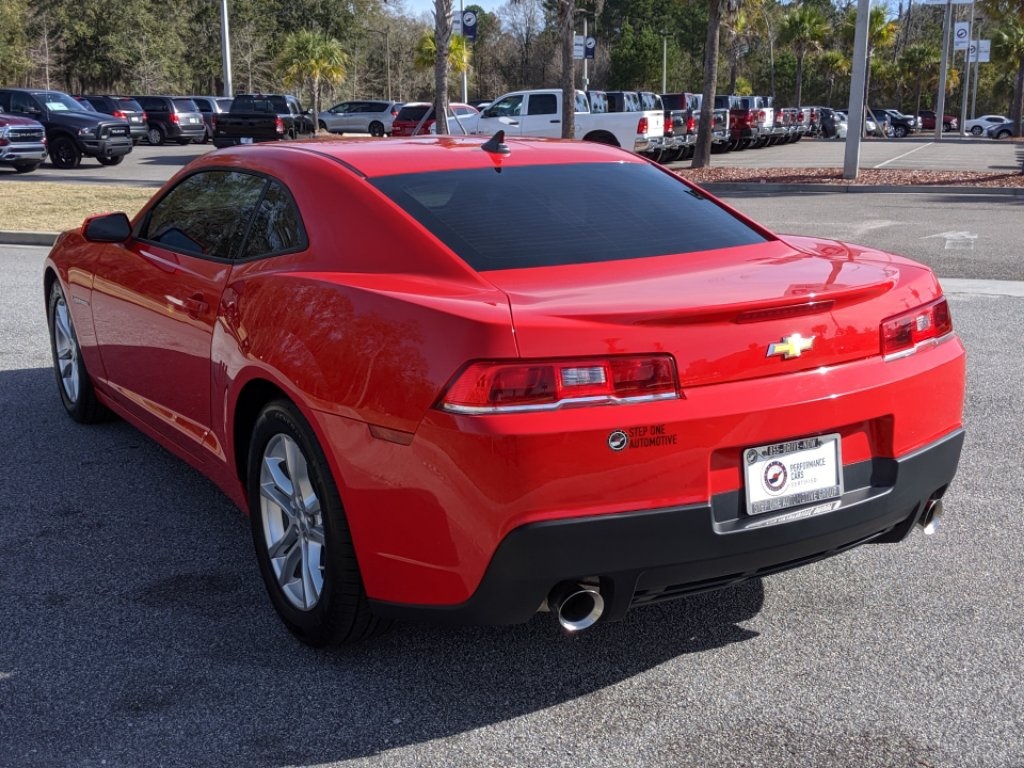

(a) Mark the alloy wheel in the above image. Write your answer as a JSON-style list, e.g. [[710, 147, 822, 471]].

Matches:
[[258, 433, 325, 611], [52, 295, 80, 404]]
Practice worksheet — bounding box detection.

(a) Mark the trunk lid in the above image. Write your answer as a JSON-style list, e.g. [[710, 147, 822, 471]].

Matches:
[[484, 238, 920, 387]]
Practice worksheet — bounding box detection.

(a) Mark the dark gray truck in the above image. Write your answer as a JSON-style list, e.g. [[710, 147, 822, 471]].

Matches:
[[212, 94, 315, 148]]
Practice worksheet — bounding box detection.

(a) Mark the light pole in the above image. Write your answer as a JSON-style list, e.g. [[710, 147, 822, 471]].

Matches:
[[576, 9, 595, 92], [219, 0, 233, 97], [661, 31, 669, 93]]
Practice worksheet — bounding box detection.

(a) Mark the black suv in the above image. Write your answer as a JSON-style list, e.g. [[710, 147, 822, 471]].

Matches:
[[132, 95, 205, 145], [0, 88, 132, 168], [76, 95, 148, 143]]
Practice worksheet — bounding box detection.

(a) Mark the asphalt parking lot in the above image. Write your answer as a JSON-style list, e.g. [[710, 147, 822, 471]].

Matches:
[[1, 139, 1023, 767], [3, 133, 1020, 188]]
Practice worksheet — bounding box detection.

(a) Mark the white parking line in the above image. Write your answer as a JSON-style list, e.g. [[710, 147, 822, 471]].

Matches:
[[941, 278, 1024, 297], [873, 142, 935, 169]]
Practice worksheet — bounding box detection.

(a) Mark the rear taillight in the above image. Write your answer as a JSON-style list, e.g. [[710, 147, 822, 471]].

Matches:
[[880, 298, 953, 358], [440, 355, 679, 414], [113, 110, 125, 118], [686, 116, 695, 133], [142, 111, 148, 120], [637, 116, 649, 134], [170, 112, 179, 124], [275, 116, 285, 134]]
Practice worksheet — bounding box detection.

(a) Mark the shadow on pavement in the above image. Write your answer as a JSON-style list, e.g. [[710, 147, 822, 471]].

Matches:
[[0, 366, 764, 767]]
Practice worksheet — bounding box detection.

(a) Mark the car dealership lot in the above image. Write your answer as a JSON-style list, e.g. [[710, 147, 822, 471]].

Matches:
[[2, 180, 1024, 768]]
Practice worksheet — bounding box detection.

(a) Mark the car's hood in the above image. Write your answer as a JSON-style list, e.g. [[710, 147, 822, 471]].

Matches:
[[0, 114, 43, 129], [482, 238, 938, 387]]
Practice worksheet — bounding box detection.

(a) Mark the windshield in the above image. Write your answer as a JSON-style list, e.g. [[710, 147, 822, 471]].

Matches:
[[371, 163, 769, 271], [35, 92, 86, 112]]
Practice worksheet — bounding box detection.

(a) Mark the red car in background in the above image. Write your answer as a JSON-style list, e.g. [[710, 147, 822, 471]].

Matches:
[[390, 101, 479, 135], [44, 135, 965, 646]]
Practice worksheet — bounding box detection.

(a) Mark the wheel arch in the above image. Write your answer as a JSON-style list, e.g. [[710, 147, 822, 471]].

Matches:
[[231, 377, 293, 494], [582, 130, 620, 147]]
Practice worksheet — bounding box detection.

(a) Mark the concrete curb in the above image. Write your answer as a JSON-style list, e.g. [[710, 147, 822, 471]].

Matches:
[[699, 182, 1024, 196], [1, 231, 58, 246]]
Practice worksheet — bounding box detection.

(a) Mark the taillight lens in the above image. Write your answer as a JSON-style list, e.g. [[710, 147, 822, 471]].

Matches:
[[686, 116, 695, 133], [880, 298, 953, 357], [170, 112, 179, 124], [275, 116, 285, 134], [440, 355, 679, 414], [637, 116, 649, 134]]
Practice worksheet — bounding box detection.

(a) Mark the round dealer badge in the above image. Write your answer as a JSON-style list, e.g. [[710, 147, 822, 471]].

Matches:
[[608, 430, 629, 452], [762, 460, 788, 495]]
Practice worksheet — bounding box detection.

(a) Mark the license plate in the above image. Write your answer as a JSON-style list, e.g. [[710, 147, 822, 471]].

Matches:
[[240, 137, 253, 144], [743, 434, 842, 516]]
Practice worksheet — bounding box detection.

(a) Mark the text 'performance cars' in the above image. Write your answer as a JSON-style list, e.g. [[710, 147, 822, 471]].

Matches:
[[44, 134, 965, 646]]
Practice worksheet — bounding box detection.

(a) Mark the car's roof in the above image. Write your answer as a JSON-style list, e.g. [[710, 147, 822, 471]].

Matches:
[[206, 135, 643, 178]]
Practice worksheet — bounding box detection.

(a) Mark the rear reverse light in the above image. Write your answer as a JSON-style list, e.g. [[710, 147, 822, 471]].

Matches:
[[440, 355, 679, 414], [880, 298, 953, 358], [275, 116, 285, 134], [637, 116, 649, 134]]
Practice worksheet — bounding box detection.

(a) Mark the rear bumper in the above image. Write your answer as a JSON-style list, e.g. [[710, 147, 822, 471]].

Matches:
[[370, 429, 963, 625]]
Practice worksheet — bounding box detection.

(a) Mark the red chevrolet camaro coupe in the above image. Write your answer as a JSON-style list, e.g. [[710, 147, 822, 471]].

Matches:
[[44, 134, 965, 646]]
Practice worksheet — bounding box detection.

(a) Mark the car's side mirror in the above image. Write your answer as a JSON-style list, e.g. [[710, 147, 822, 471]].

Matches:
[[83, 212, 132, 243]]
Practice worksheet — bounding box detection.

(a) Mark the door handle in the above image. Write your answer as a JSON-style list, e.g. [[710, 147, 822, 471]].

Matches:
[[549, 119, 561, 123], [184, 294, 209, 318]]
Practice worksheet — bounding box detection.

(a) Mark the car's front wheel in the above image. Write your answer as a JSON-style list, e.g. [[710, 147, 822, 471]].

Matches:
[[47, 282, 107, 423], [894, 125, 907, 138], [248, 401, 388, 646], [97, 155, 123, 166], [49, 136, 82, 169], [13, 162, 41, 174]]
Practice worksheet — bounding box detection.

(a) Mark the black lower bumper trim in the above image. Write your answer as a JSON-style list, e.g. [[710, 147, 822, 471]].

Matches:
[[369, 430, 964, 626]]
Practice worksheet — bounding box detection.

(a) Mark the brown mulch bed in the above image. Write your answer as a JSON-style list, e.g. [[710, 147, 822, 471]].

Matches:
[[677, 166, 1024, 188]]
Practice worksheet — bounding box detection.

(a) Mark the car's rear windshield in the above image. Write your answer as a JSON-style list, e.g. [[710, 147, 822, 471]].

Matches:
[[370, 163, 770, 271], [397, 105, 431, 121], [174, 98, 198, 112], [116, 98, 143, 111]]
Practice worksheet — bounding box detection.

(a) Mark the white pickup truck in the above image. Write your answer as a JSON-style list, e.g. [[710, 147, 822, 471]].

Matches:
[[462, 88, 664, 154]]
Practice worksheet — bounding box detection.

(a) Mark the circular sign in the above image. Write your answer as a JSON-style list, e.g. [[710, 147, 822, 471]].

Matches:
[[955, 27, 968, 39], [607, 430, 629, 452], [463, 10, 477, 26], [586, 36, 596, 49], [762, 460, 788, 495]]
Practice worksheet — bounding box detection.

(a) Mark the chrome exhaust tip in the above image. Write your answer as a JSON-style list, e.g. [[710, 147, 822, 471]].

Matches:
[[548, 582, 605, 632], [919, 499, 943, 536]]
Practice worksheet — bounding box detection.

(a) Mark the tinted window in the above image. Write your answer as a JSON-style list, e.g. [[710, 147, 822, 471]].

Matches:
[[527, 94, 557, 116], [371, 164, 769, 271], [115, 98, 143, 111], [140, 171, 267, 259], [174, 98, 198, 112], [397, 105, 431, 121]]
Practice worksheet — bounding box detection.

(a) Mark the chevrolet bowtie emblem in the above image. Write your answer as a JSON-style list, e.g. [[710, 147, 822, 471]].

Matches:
[[767, 333, 815, 359]]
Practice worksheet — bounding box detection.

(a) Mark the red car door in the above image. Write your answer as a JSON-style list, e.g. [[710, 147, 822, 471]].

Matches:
[[90, 169, 267, 458]]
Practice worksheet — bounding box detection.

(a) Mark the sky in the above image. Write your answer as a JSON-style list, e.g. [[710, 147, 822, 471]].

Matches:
[[402, 0, 498, 21]]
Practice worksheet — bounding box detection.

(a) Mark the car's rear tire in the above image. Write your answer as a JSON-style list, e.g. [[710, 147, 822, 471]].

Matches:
[[971, 125, 983, 136], [248, 400, 389, 646], [994, 129, 1012, 139], [147, 126, 165, 145], [49, 136, 82, 169], [97, 155, 123, 166], [368, 121, 385, 137], [47, 282, 107, 423], [13, 162, 41, 174]]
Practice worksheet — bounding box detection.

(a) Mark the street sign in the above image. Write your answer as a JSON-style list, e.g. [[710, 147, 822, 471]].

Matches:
[[968, 40, 991, 63], [953, 21, 971, 50], [584, 36, 596, 60], [574, 34, 584, 60]]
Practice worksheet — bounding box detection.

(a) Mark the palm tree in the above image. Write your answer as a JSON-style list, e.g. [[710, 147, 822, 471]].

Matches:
[[778, 4, 829, 106], [899, 43, 939, 118], [693, 0, 741, 169], [414, 31, 471, 97], [277, 30, 347, 123], [994, 18, 1024, 135], [432, 0, 454, 135], [817, 49, 850, 105]]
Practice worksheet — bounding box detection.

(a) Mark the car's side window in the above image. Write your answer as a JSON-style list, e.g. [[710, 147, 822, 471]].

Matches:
[[484, 95, 523, 118], [527, 94, 557, 116], [139, 171, 267, 260], [240, 179, 307, 259]]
